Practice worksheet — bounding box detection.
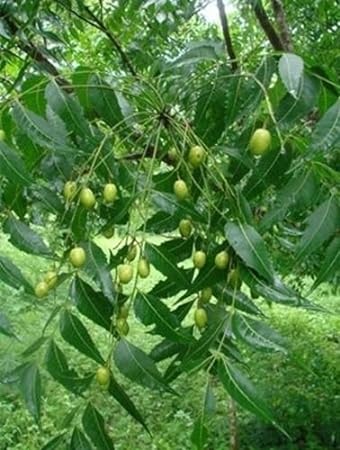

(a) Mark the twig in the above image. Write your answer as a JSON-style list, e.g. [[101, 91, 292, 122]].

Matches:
[[217, 0, 238, 71], [229, 398, 239, 450], [251, 0, 285, 51], [271, 0, 293, 52]]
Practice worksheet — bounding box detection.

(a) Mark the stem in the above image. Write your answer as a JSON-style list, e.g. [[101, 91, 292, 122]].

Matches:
[[271, 0, 293, 52], [216, 0, 238, 71], [250, 0, 285, 51], [229, 398, 239, 450]]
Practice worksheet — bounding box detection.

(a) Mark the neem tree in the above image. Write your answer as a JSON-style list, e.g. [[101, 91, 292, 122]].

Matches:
[[0, 0, 339, 448]]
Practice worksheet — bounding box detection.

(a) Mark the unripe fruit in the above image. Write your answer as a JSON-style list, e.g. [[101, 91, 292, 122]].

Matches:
[[69, 247, 86, 268], [188, 145, 206, 168], [103, 226, 114, 239], [44, 271, 58, 289], [194, 308, 208, 329], [117, 264, 133, 284], [79, 187, 96, 209], [0, 129, 6, 141], [126, 244, 137, 262], [137, 258, 150, 278], [249, 128, 271, 155], [116, 318, 129, 336], [168, 147, 178, 162], [96, 366, 110, 386], [214, 251, 229, 270], [193, 251, 207, 269], [200, 287, 213, 304], [228, 268, 242, 289], [35, 281, 49, 298], [173, 179, 189, 201], [118, 303, 129, 319], [103, 183, 118, 203], [179, 219, 192, 238], [63, 181, 77, 201]]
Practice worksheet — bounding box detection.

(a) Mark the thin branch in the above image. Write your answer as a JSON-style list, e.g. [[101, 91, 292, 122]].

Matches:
[[217, 0, 238, 71], [271, 0, 293, 52], [251, 0, 285, 51]]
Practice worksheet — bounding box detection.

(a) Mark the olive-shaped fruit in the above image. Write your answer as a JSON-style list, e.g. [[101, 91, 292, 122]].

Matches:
[[194, 308, 208, 329], [117, 264, 133, 284], [63, 181, 77, 201], [179, 219, 192, 238], [96, 366, 110, 386], [116, 318, 129, 336], [103, 183, 118, 203], [126, 244, 137, 262], [79, 187, 96, 209], [193, 251, 207, 269], [249, 128, 271, 155], [69, 247, 86, 268], [35, 281, 49, 298], [44, 271, 58, 289], [103, 226, 114, 239], [188, 145, 206, 168], [138, 258, 150, 278], [118, 303, 129, 319], [0, 129, 6, 141], [214, 251, 229, 270], [200, 287, 213, 304], [228, 268, 242, 289], [173, 179, 189, 201]]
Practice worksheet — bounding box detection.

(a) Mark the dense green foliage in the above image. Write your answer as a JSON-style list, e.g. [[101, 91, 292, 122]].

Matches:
[[0, 0, 339, 449]]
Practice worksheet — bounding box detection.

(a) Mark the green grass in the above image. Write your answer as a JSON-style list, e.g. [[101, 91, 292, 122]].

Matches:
[[0, 235, 339, 450]]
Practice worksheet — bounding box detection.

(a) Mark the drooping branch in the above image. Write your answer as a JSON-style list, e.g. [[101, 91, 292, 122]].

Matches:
[[271, 0, 293, 52], [217, 0, 238, 71], [251, 0, 285, 51]]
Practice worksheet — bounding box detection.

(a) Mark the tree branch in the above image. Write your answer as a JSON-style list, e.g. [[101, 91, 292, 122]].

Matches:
[[271, 0, 293, 52], [217, 0, 238, 71], [251, 0, 285, 51]]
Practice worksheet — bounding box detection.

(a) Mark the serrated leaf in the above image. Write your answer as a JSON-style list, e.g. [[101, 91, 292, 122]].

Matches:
[[311, 99, 340, 152], [45, 340, 93, 395], [108, 376, 149, 433], [231, 312, 286, 353], [218, 359, 287, 435], [59, 310, 104, 364], [70, 277, 114, 330], [0, 255, 33, 294], [0, 312, 17, 338], [41, 433, 67, 450], [3, 217, 52, 257], [114, 338, 176, 394], [296, 196, 340, 260], [144, 242, 190, 287], [278, 53, 304, 98], [225, 222, 273, 281], [0, 141, 32, 185], [313, 236, 340, 289], [134, 291, 192, 343], [88, 74, 123, 127], [70, 427, 93, 450], [82, 402, 115, 450], [19, 363, 41, 423]]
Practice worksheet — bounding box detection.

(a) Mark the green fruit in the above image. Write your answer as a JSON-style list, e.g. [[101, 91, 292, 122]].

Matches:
[[194, 308, 208, 329], [103, 226, 114, 239], [179, 219, 192, 238], [117, 318, 129, 336], [35, 281, 49, 298], [214, 251, 229, 270], [126, 244, 137, 261], [249, 128, 271, 155], [96, 366, 110, 386], [69, 247, 86, 268], [117, 264, 133, 284], [138, 258, 150, 278], [173, 179, 189, 201], [228, 268, 242, 289], [79, 187, 96, 209], [44, 271, 58, 289], [118, 303, 129, 319], [103, 183, 118, 203], [168, 147, 178, 162], [188, 145, 206, 168], [0, 129, 6, 141], [200, 287, 213, 303], [193, 250, 207, 269], [63, 181, 77, 201]]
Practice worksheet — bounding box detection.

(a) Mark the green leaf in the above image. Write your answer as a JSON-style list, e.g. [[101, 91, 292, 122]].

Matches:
[[32, 186, 63, 214], [3, 217, 52, 257], [144, 242, 190, 287], [0, 141, 32, 185], [149, 339, 184, 362], [0, 312, 17, 338], [108, 376, 149, 434], [59, 310, 104, 364], [82, 241, 115, 303], [88, 74, 123, 127], [214, 283, 263, 316], [157, 237, 194, 263], [191, 382, 215, 450], [21, 336, 47, 357], [134, 291, 192, 343], [231, 312, 286, 353], [296, 196, 340, 260], [171, 41, 221, 66], [19, 362, 41, 423], [151, 191, 205, 222], [217, 359, 287, 435], [0, 255, 34, 294], [143, 211, 178, 233], [114, 338, 176, 394], [278, 53, 304, 98], [225, 222, 274, 281], [70, 277, 114, 331], [82, 402, 115, 450], [70, 427, 93, 450], [41, 433, 68, 450], [311, 99, 340, 152], [45, 340, 93, 395], [313, 236, 340, 289]]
